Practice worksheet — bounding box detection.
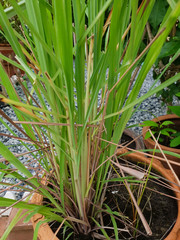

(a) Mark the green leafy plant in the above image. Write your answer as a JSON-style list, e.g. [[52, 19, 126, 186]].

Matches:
[[146, 0, 180, 109], [0, 0, 180, 239], [142, 92, 180, 149], [141, 119, 180, 148], [170, 131, 180, 148], [168, 93, 180, 147]]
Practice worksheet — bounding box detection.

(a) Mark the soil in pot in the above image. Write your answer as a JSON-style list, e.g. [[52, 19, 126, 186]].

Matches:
[[119, 129, 144, 150], [46, 165, 177, 240], [120, 132, 136, 149], [105, 167, 177, 239]]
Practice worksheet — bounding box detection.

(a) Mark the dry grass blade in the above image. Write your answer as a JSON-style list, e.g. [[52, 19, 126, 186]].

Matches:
[[0, 132, 41, 144], [89, 200, 149, 237], [115, 156, 152, 236], [145, 186, 180, 201], [99, 133, 180, 167], [13, 120, 97, 128], [51, 218, 67, 240], [111, 160, 145, 180], [0, 180, 33, 194], [0, 108, 32, 139]]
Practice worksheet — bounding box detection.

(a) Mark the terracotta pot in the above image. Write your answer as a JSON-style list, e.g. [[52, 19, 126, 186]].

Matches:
[[31, 192, 58, 240], [116, 149, 180, 240], [0, 208, 33, 240], [0, 44, 24, 77], [142, 114, 180, 177], [31, 151, 180, 240], [120, 129, 144, 150]]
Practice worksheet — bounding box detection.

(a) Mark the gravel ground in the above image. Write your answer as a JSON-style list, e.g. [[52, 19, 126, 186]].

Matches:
[[0, 69, 179, 199], [127, 69, 167, 134]]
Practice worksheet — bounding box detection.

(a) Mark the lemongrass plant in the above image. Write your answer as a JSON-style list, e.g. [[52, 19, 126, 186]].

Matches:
[[0, 0, 180, 239]]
